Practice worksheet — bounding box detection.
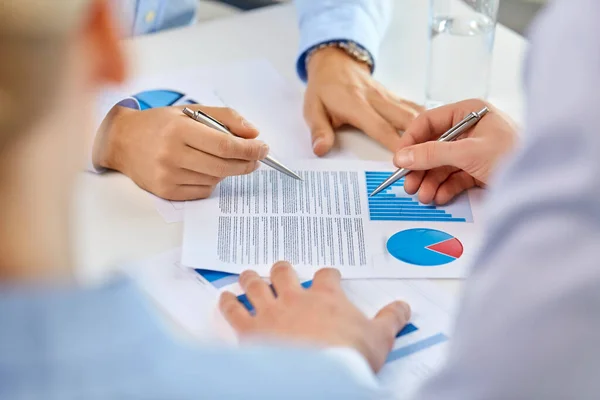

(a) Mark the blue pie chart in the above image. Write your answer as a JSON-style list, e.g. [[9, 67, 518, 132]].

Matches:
[[133, 89, 198, 110], [386, 228, 463, 266]]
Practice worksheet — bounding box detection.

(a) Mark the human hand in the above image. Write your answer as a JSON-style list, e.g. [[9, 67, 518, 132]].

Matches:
[[219, 262, 411, 372], [304, 47, 423, 156], [393, 99, 518, 205], [93, 104, 268, 200]]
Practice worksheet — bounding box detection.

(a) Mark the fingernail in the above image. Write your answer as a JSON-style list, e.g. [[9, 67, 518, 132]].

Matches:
[[398, 301, 411, 320], [394, 150, 414, 166], [242, 119, 257, 130], [259, 143, 269, 159], [312, 137, 323, 151]]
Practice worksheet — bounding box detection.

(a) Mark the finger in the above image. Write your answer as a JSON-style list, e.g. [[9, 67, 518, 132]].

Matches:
[[434, 171, 477, 205], [181, 105, 260, 139], [166, 185, 215, 201], [311, 268, 342, 294], [174, 169, 222, 186], [403, 170, 425, 195], [219, 291, 254, 333], [180, 119, 269, 161], [417, 166, 458, 204], [368, 89, 423, 131], [347, 105, 403, 152], [397, 99, 488, 149], [304, 98, 335, 156], [393, 140, 472, 172], [239, 270, 275, 310], [179, 146, 260, 178], [270, 261, 302, 297], [373, 301, 412, 345]]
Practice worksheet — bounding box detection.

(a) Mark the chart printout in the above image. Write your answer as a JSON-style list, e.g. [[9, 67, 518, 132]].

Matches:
[[132, 248, 457, 399], [182, 160, 483, 279]]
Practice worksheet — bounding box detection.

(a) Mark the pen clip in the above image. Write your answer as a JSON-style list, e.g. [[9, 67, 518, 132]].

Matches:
[[193, 109, 229, 131]]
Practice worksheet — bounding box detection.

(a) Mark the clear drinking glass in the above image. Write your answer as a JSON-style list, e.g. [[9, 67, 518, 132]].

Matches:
[[425, 0, 499, 109]]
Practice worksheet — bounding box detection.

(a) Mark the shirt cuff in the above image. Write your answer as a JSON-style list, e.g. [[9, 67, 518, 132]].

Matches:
[[296, 5, 387, 82], [88, 94, 140, 173], [323, 347, 379, 389]]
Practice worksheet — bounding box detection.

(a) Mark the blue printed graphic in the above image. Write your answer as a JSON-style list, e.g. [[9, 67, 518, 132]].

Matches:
[[195, 269, 239, 289], [133, 89, 198, 110], [366, 171, 473, 222], [386, 333, 449, 363], [386, 228, 463, 266], [237, 281, 314, 314], [397, 323, 419, 338]]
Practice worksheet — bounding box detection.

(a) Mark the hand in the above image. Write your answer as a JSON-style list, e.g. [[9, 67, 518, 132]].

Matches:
[[219, 261, 411, 372], [394, 99, 518, 205], [93, 104, 268, 200], [304, 47, 423, 156]]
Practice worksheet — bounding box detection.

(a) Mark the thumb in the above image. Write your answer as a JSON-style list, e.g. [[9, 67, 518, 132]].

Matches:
[[393, 140, 471, 171], [305, 101, 335, 157]]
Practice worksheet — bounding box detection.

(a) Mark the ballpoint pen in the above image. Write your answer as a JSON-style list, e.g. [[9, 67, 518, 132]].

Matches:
[[370, 106, 489, 197], [182, 107, 302, 181]]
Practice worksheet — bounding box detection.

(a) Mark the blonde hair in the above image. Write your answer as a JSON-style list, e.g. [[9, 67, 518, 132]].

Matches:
[[0, 0, 92, 147]]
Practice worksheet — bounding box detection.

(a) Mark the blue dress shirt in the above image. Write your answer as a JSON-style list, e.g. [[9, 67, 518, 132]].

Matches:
[[115, 0, 390, 78], [0, 278, 387, 399], [117, 0, 198, 36]]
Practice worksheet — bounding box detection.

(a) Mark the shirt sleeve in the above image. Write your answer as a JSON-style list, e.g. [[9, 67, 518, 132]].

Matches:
[[414, 1, 600, 399], [294, 0, 393, 81], [88, 91, 140, 173]]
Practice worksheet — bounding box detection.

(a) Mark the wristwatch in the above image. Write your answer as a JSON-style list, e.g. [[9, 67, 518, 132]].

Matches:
[[305, 40, 375, 72]]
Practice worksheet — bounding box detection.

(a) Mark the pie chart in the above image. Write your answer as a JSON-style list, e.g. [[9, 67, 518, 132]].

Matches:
[[386, 228, 463, 266]]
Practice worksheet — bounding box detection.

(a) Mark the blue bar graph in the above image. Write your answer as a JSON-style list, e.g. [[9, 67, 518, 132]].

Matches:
[[386, 332, 449, 363], [238, 281, 314, 313], [366, 171, 472, 223], [397, 323, 419, 338]]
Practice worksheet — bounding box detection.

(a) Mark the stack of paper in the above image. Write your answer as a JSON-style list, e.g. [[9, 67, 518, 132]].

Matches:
[[182, 159, 483, 279], [123, 59, 475, 397]]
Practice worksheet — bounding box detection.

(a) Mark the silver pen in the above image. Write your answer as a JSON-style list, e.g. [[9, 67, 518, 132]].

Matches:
[[370, 106, 489, 197], [182, 107, 302, 181]]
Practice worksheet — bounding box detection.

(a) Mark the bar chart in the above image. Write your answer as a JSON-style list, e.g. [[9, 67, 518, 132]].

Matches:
[[386, 332, 449, 363], [365, 171, 473, 223], [195, 269, 238, 289]]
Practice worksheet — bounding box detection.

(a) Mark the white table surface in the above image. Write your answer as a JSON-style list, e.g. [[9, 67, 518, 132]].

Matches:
[[74, 2, 527, 295]]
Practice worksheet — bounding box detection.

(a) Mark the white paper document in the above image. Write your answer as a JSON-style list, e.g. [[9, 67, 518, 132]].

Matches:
[[182, 159, 483, 279], [129, 248, 221, 340], [152, 194, 185, 224], [131, 248, 456, 399]]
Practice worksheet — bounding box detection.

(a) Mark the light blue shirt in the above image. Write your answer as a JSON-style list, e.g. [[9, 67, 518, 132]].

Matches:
[[294, 0, 392, 80], [114, 0, 390, 79], [116, 0, 198, 36], [0, 278, 388, 399]]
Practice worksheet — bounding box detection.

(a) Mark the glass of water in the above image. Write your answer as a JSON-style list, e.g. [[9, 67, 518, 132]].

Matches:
[[425, 0, 499, 109]]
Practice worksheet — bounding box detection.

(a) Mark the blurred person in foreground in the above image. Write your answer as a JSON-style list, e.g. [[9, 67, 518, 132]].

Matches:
[[0, 1, 408, 398], [91, 0, 422, 200], [2, 1, 600, 400]]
